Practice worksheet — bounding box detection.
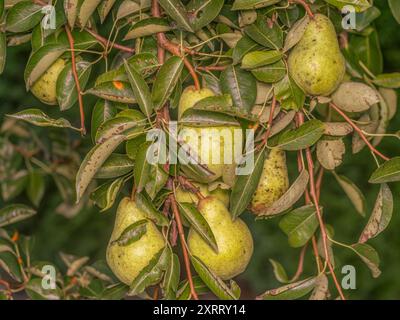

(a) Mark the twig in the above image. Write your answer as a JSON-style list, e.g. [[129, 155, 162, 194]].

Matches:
[[151, 0, 200, 90], [65, 25, 86, 135], [291, 243, 308, 282], [84, 28, 135, 54], [297, 112, 346, 300], [257, 95, 277, 150], [169, 194, 199, 300], [330, 103, 389, 161], [196, 65, 228, 71], [289, 0, 314, 18], [177, 176, 205, 200]]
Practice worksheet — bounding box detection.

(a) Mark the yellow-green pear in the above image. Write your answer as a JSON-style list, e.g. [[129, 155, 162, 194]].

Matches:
[[251, 148, 289, 214], [31, 58, 66, 105], [106, 197, 165, 285], [178, 85, 214, 119], [175, 182, 230, 207], [288, 14, 345, 96], [188, 196, 253, 280]]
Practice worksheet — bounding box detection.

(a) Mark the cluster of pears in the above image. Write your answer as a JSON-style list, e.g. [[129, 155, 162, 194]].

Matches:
[[30, 58, 66, 105], [288, 14, 345, 96]]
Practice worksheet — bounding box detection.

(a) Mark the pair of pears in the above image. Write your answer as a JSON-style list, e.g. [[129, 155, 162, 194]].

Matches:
[[106, 195, 253, 284]]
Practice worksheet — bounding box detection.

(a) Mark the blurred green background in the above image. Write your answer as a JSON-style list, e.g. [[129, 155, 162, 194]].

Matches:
[[0, 1, 399, 299]]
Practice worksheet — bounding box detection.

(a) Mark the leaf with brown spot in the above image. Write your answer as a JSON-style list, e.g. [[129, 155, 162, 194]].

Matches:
[[316, 139, 345, 170]]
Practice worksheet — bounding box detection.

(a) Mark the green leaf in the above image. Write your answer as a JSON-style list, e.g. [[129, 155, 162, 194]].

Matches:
[[355, 6, 381, 31], [0, 32, 6, 75], [158, 0, 193, 32], [56, 60, 92, 111], [95, 154, 135, 179], [7, 109, 78, 130], [152, 56, 184, 110], [187, 0, 224, 31], [323, 0, 371, 12], [98, 0, 116, 23], [389, 0, 400, 24], [257, 277, 316, 300], [90, 176, 126, 212], [283, 15, 310, 52], [244, 18, 283, 50], [27, 170, 45, 207], [176, 276, 208, 299], [351, 243, 381, 278], [232, 0, 280, 10], [230, 149, 266, 218], [220, 65, 257, 113], [145, 164, 169, 199], [91, 100, 118, 143], [242, 50, 283, 69], [135, 192, 169, 227], [276, 119, 325, 150], [232, 35, 261, 65], [124, 17, 172, 40], [78, 0, 102, 27], [111, 219, 148, 246], [75, 135, 126, 202], [369, 157, 400, 183], [269, 259, 289, 283], [191, 255, 240, 300], [181, 108, 240, 126], [101, 283, 129, 300], [251, 60, 286, 83], [333, 172, 367, 217], [134, 142, 152, 193], [274, 74, 305, 110], [86, 81, 137, 104], [359, 184, 393, 243], [1, 171, 28, 201], [123, 59, 153, 119], [24, 43, 68, 89], [128, 246, 169, 295], [6, 1, 43, 33], [25, 278, 62, 300], [279, 205, 320, 248], [162, 253, 180, 299], [0, 204, 36, 227], [178, 202, 218, 252], [256, 170, 310, 217], [0, 251, 23, 282], [372, 73, 400, 89]]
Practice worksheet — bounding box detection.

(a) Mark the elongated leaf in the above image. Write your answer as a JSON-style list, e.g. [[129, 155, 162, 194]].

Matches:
[[64, 0, 80, 28], [162, 253, 180, 299], [98, 0, 116, 23], [242, 50, 283, 69], [279, 205, 320, 248], [269, 259, 289, 283], [6, 1, 43, 33], [369, 157, 400, 183], [91, 100, 118, 142], [283, 15, 310, 52], [351, 243, 381, 278], [152, 56, 184, 110], [359, 184, 393, 243], [276, 119, 325, 150], [230, 149, 266, 218], [309, 274, 329, 300], [372, 73, 400, 89], [178, 202, 218, 252], [7, 109, 78, 130], [86, 81, 137, 104], [257, 170, 309, 217], [78, 0, 102, 27], [232, 35, 261, 64], [389, 0, 400, 24], [244, 18, 283, 49], [159, 0, 193, 32], [191, 255, 240, 300], [76, 135, 126, 202], [274, 75, 305, 111], [187, 0, 224, 31], [27, 170, 45, 207], [90, 176, 126, 212], [323, 0, 371, 12], [0, 204, 36, 227], [333, 172, 366, 216], [111, 220, 148, 246], [124, 18, 172, 40], [251, 60, 286, 83], [123, 59, 153, 119], [257, 277, 316, 300], [181, 109, 240, 127], [0, 32, 6, 74], [25, 278, 62, 300], [95, 154, 135, 179], [145, 164, 169, 199], [134, 142, 152, 193], [232, 0, 280, 10], [135, 192, 169, 227]]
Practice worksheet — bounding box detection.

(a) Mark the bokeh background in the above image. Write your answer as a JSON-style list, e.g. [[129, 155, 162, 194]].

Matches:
[[0, 1, 399, 299]]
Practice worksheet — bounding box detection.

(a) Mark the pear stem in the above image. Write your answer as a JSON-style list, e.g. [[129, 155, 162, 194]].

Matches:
[[65, 25, 86, 135], [297, 111, 346, 300], [169, 194, 199, 300], [289, 0, 314, 19], [330, 102, 390, 161], [151, 0, 200, 90]]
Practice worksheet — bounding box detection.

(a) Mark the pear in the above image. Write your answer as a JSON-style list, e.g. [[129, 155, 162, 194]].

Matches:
[[288, 14, 345, 96], [188, 196, 253, 280], [31, 58, 66, 105], [175, 182, 230, 207], [178, 85, 214, 120], [106, 197, 165, 285], [251, 148, 289, 214]]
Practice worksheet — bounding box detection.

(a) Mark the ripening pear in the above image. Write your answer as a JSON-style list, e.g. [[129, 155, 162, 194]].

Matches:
[[31, 58, 66, 105], [106, 197, 165, 285], [179, 86, 241, 182], [188, 196, 253, 280], [175, 182, 230, 207], [251, 148, 289, 214], [178, 85, 215, 120], [288, 14, 345, 96]]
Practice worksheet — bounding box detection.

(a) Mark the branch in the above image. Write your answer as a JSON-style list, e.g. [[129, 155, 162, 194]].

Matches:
[[297, 112, 346, 301], [169, 194, 199, 300], [291, 243, 308, 282], [289, 0, 314, 18], [196, 65, 228, 72], [84, 28, 135, 54], [65, 25, 86, 135], [330, 102, 389, 161]]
